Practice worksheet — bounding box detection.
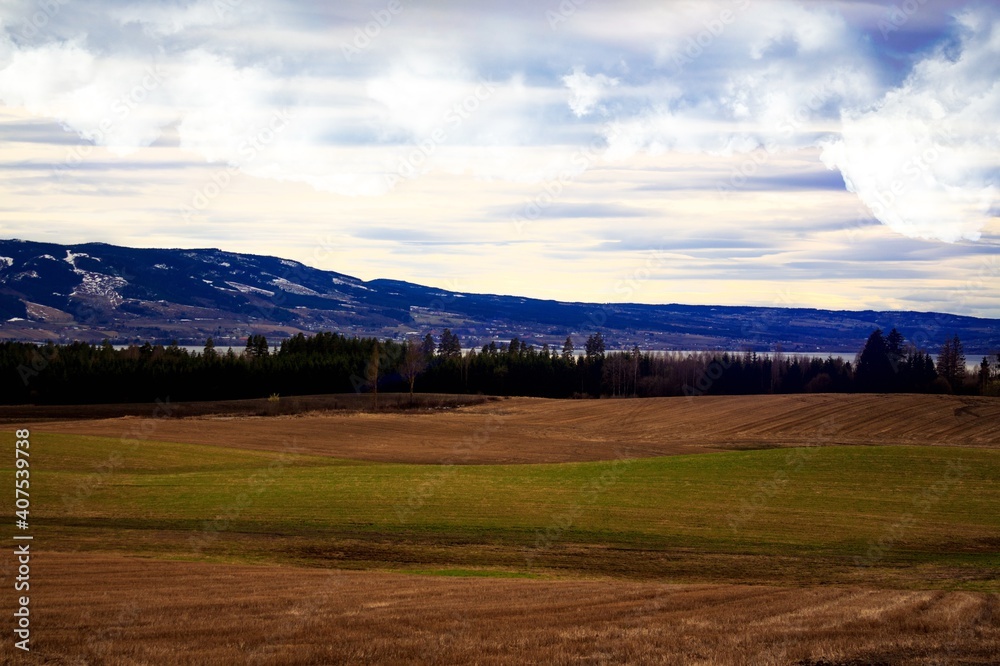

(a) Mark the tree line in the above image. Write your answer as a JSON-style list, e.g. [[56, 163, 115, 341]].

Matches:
[[2, 327, 997, 405]]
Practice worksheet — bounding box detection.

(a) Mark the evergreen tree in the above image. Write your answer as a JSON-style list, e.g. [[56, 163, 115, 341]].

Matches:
[[561, 336, 574, 360], [885, 327, 904, 379], [244, 334, 270, 359], [420, 333, 436, 359], [437, 329, 462, 357], [856, 329, 893, 392], [584, 332, 605, 360]]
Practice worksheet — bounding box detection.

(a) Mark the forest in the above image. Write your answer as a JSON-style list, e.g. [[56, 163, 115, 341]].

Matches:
[[2, 327, 997, 405]]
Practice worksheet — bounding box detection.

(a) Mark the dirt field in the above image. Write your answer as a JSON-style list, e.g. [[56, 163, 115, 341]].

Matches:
[[4, 552, 996, 666], [12, 394, 1000, 664], [0, 392, 493, 422], [33, 393, 1000, 464]]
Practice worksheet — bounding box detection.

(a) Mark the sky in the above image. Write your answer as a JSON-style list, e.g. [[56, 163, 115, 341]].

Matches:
[[0, 0, 998, 317]]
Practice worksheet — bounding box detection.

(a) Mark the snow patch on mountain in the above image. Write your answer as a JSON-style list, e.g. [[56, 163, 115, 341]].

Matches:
[[71, 272, 128, 305], [62, 250, 126, 304], [270, 278, 321, 296], [224, 281, 275, 297], [64, 251, 100, 268], [331, 276, 370, 291]]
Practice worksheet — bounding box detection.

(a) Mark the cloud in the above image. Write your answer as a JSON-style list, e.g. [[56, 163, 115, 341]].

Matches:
[[0, 0, 996, 246], [0, 39, 172, 154], [495, 202, 645, 220], [819, 11, 1000, 243], [599, 4, 887, 158], [562, 66, 617, 117]]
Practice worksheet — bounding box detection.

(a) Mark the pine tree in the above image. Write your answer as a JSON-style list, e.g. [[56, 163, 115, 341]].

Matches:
[[856, 329, 893, 392], [561, 336, 574, 360], [585, 332, 605, 359], [885, 327, 904, 377], [243, 334, 269, 360], [438, 329, 462, 357], [420, 333, 436, 359]]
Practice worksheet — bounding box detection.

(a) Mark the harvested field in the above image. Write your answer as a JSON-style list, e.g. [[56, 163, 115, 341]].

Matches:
[[5, 552, 997, 666], [0, 392, 494, 422], [17, 430, 1000, 590], [9, 394, 1000, 664], [33, 393, 1000, 464]]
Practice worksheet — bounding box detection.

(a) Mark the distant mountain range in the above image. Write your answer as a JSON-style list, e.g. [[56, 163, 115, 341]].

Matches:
[[0, 239, 997, 353]]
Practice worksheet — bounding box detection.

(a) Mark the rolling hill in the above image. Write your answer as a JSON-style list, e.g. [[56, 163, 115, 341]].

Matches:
[[0, 238, 997, 352]]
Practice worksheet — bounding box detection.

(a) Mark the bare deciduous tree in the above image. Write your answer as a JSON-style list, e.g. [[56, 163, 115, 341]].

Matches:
[[367, 341, 380, 410], [400, 338, 426, 399]]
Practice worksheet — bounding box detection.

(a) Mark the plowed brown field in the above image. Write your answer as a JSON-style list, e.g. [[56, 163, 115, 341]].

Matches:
[[34, 393, 1000, 464], [6, 552, 997, 666]]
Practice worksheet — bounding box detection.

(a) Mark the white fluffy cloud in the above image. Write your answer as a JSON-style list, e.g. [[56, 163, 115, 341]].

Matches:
[[0, 0, 996, 241], [562, 67, 617, 117], [0, 39, 173, 154], [820, 13, 1000, 242]]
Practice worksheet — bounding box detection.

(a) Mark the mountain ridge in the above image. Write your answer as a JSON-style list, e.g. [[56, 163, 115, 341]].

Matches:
[[0, 238, 997, 353]]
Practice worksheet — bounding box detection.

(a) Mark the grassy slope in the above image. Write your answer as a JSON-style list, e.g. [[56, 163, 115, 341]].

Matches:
[[10, 432, 1000, 590]]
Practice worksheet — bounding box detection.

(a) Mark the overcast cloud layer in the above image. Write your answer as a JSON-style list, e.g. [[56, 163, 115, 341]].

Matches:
[[0, 0, 998, 316]]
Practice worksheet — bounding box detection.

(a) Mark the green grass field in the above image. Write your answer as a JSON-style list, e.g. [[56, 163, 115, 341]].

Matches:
[[10, 432, 1000, 590]]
